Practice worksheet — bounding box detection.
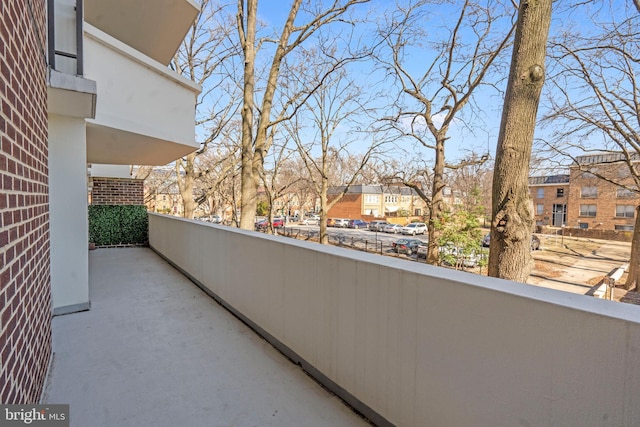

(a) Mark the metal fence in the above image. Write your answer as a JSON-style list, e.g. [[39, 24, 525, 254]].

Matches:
[[259, 226, 490, 276]]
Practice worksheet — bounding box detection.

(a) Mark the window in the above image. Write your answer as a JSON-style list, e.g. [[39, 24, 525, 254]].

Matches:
[[384, 195, 398, 204], [536, 204, 544, 215], [615, 225, 634, 231], [414, 208, 422, 216], [579, 222, 589, 229], [615, 205, 635, 218], [616, 187, 637, 198], [556, 188, 565, 198], [365, 194, 380, 204], [580, 186, 597, 198], [536, 188, 544, 198], [579, 204, 597, 217]]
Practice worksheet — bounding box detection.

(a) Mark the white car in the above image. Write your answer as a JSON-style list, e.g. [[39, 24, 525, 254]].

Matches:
[[401, 222, 427, 235], [301, 217, 319, 225], [334, 218, 350, 228]]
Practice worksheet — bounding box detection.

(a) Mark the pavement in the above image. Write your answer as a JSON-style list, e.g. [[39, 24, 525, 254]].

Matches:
[[528, 235, 631, 295], [41, 248, 370, 427]]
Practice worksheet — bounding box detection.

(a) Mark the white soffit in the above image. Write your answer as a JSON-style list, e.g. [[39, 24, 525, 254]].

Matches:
[[84, 0, 199, 66]]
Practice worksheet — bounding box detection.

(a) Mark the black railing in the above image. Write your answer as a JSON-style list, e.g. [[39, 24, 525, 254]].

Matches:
[[47, 0, 83, 75]]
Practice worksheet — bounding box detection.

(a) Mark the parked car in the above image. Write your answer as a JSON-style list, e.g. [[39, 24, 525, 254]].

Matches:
[[392, 238, 424, 255], [326, 218, 336, 227], [334, 218, 350, 228], [482, 233, 541, 251], [416, 242, 428, 258], [383, 223, 403, 234], [348, 219, 368, 229], [368, 220, 388, 232], [301, 216, 319, 225], [255, 218, 284, 230], [401, 222, 427, 235]]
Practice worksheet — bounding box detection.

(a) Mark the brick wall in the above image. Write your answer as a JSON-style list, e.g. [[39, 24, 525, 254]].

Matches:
[[327, 194, 362, 219], [1, 0, 52, 404], [567, 166, 639, 231], [529, 184, 569, 226], [91, 177, 144, 206]]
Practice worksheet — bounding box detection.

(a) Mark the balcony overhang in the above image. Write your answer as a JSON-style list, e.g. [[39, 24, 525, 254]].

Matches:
[[86, 123, 198, 165], [47, 69, 97, 119], [84, 0, 199, 66], [84, 24, 201, 166]]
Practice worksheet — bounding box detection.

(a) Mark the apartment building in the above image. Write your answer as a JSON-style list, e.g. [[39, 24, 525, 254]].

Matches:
[[567, 154, 639, 231], [327, 184, 427, 219], [529, 154, 639, 232], [528, 175, 570, 227], [1, 0, 200, 403]]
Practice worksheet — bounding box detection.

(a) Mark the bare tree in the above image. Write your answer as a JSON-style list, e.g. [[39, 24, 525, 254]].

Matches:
[[236, 0, 371, 230], [259, 140, 302, 233], [488, 0, 552, 282], [377, 0, 515, 264], [285, 60, 383, 244], [542, 4, 640, 288], [172, 0, 241, 218]]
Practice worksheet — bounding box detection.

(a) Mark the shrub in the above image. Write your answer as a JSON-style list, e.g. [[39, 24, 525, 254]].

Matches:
[[88, 205, 148, 246]]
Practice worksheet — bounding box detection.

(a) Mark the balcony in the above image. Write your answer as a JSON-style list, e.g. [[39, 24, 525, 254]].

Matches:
[[84, 0, 199, 66], [83, 24, 201, 165], [44, 215, 640, 426], [43, 247, 368, 426]]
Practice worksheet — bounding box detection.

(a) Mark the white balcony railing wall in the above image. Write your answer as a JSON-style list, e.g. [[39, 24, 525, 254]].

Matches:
[[149, 213, 640, 427]]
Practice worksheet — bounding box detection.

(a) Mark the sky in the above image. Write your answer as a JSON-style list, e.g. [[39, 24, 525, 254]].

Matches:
[[194, 1, 637, 175]]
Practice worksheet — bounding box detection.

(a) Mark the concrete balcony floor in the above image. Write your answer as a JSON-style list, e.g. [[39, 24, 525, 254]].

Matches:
[[42, 248, 370, 427]]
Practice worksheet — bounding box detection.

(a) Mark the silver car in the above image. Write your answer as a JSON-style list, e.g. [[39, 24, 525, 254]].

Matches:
[[383, 223, 402, 234], [401, 222, 427, 235]]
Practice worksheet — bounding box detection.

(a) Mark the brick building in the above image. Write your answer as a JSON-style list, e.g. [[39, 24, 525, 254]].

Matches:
[[327, 185, 427, 219], [567, 154, 639, 231], [529, 154, 639, 232], [528, 175, 570, 227], [1, 0, 200, 404], [1, 0, 52, 404]]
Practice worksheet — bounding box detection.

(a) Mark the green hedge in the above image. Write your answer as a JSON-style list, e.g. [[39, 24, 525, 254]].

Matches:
[[88, 205, 148, 246]]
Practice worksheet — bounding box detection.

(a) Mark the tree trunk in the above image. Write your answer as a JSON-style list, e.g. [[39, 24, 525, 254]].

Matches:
[[427, 138, 445, 264], [488, 0, 552, 282], [319, 177, 329, 244], [176, 152, 197, 219], [624, 206, 640, 290], [238, 0, 257, 230]]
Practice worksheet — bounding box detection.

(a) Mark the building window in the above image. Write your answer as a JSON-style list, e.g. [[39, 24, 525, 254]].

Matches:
[[615, 224, 634, 231], [384, 195, 398, 204], [556, 188, 564, 197], [616, 187, 637, 198], [414, 208, 421, 216], [615, 205, 636, 218], [579, 222, 589, 229], [536, 204, 544, 215], [536, 188, 544, 198], [365, 195, 380, 203], [580, 186, 597, 198], [579, 204, 597, 217]]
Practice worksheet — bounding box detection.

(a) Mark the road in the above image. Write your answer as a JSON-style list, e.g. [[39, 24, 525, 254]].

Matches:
[[281, 223, 428, 248]]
